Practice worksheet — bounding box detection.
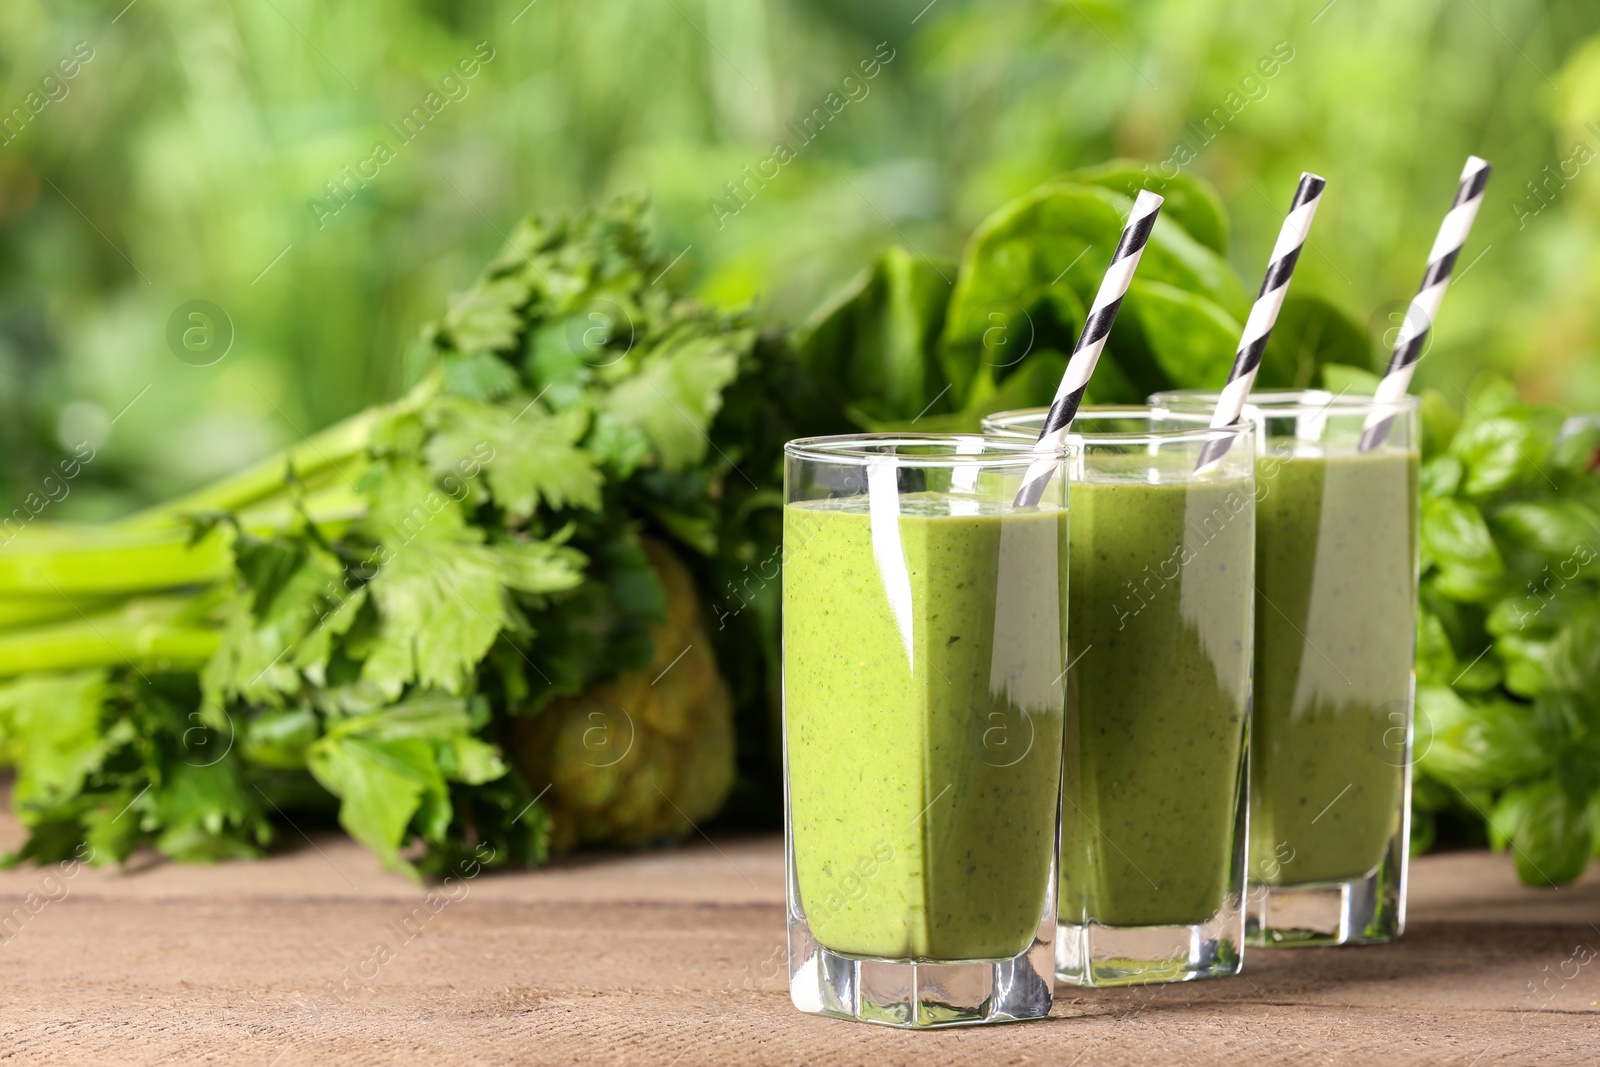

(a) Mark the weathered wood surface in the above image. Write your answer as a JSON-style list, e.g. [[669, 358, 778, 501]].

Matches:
[[0, 810, 1595, 1065]]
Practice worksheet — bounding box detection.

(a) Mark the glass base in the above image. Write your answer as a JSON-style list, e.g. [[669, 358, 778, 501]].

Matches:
[[787, 918, 1055, 1028], [1246, 838, 1406, 946], [1056, 907, 1243, 986]]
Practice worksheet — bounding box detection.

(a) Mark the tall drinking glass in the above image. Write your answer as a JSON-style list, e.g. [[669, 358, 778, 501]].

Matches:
[[983, 409, 1254, 986], [783, 434, 1069, 1027], [1150, 390, 1421, 945]]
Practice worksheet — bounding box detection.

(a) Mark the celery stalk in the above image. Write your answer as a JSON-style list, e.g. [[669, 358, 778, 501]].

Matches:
[[0, 594, 123, 630], [0, 597, 221, 676], [0, 485, 367, 603], [116, 375, 435, 529], [117, 410, 378, 528], [0, 526, 233, 596]]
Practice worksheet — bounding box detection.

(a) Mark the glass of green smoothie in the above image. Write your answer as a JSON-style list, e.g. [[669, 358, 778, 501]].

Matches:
[[1150, 389, 1421, 946], [983, 407, 1255, 987], [782, 434, 1068, 1027]]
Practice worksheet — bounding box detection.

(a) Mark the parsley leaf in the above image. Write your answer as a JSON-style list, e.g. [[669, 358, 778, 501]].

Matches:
[[604, 330, 747, 470], [425, 396, 602, 518]]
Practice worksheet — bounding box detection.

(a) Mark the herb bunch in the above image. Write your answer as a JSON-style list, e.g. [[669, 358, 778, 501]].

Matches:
[[0, 198, 811, 877], [1411, 376, 1600, 884]]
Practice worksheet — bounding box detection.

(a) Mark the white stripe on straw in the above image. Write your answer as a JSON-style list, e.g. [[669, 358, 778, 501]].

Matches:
[[1360, 155, 1492, 450], [1196, 172, 1326, 471], [1014, 189, 1164, 507]]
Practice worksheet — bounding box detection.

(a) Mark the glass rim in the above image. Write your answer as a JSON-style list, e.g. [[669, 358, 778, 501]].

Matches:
[[783, 432, 1066, 469], [1148, 388, 1423, 419], [982, 405, 1254, 448]]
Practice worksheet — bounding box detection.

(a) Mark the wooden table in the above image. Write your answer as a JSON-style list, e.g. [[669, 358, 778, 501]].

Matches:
[[0, 812, 1595, 1065]]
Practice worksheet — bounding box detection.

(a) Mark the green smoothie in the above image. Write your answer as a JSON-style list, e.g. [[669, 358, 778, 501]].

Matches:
[[1060, 474, 1253, 929], [1250, 447, 1419, 886], [784, 493, 1067, 961]]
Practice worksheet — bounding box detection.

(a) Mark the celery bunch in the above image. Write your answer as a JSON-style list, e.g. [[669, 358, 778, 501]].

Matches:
[[0, 199, 806, 876]]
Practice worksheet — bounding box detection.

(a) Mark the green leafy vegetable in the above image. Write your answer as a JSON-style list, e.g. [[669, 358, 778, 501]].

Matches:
[[1415, 373, 1600, 884], [798, 247, 955, 426], [1265, 295, 1375, 390], [796, 161, 1364, 432], [1061, 161, 1229, 255], [1125, 280, 1240, 388], [0, 199, 760, 877]]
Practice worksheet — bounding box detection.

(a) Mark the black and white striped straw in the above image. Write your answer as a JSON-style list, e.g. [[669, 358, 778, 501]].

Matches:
[[1360, 155, 1492, 451], [1195, 172, 1326, 471], [1014, 189, 1163, 508]]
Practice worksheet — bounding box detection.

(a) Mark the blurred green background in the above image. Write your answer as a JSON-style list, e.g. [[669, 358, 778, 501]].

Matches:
[[3, 0, 1599, 513]]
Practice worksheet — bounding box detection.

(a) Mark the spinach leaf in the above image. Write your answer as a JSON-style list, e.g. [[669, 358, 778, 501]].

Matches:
[[948, 183, 1246, 339], [796, 247, 953, 424], [1490, 780, 1593, 886], [1419, 455, 1463, 499], [1058, 160, 1229, 254], [1420, 389, 1462, 458], [1320, 364, 1381, 396], [1452, 410, 1564, 499], [1489, 499, 1600, 580], [1496, 632, 1554, 698], [1259, 294, 1372, 390], [876, 349, 1070, 434], [1554, 421, 1600, 473], [1415, 610, 1457, 685], [1418, 687, 1551, 791], [1486, 581, 1592, 640], [1422, 496, 1505, 602], [1545, 603, 1600, 694], [1125, 280, 1240, 389]]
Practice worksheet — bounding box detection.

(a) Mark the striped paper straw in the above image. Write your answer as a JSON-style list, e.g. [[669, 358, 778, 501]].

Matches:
[[1195, 172, 1326, 471], [1013, 189, 1164, 507], [1360, 156, 1492, 451]]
